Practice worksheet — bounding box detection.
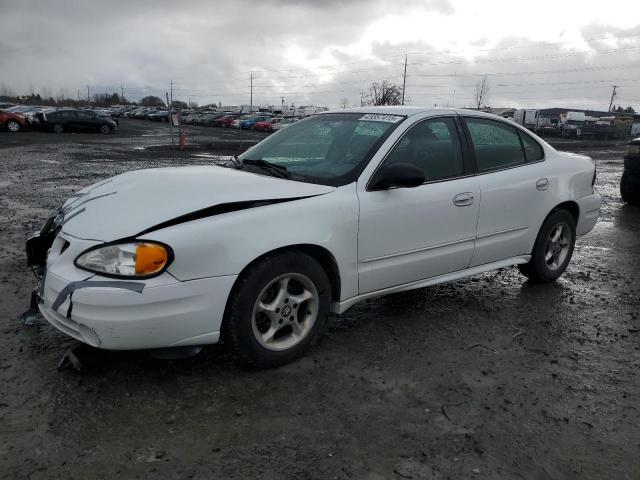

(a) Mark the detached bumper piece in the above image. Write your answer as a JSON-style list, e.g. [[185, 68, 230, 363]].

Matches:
[[26, 213, 60, 270]]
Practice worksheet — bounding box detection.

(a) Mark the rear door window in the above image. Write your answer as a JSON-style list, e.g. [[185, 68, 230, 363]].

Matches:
[[465, 118, 526, 172]]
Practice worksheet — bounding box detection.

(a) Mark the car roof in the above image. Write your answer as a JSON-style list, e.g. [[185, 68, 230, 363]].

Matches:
[[321, 106, 506, 120]]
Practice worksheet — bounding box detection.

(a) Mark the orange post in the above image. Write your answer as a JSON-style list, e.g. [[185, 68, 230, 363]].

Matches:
[[179, 129, 186, 150]]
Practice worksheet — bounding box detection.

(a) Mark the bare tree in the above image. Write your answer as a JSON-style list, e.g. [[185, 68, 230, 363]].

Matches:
[[339, 97, 350, 108], [368, 81, 403, 106], [474, 75, 490, 110]]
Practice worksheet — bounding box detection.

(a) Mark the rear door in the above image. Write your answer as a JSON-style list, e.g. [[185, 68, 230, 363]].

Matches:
[[61, 111, 79, 130], [357, 116, 480, 294], [75, 111, 98, 131], [461, 116, 552, 266]]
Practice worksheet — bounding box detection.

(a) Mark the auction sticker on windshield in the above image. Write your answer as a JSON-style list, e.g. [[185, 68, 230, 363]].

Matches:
[[359, 114, 404, 123]]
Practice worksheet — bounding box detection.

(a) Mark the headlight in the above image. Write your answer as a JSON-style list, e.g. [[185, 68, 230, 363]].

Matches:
[[75, 242, 172, 278]]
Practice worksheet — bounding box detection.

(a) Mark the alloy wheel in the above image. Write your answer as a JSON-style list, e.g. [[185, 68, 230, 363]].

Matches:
[[544, 222, 571, 271], [251, 273, 319, 351]]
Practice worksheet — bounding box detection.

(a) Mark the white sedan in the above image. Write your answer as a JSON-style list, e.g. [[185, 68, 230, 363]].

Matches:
[[27, 107, 601, 367]]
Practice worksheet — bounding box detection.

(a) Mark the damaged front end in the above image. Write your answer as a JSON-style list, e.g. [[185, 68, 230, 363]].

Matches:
[[23, 209, 64, 317]]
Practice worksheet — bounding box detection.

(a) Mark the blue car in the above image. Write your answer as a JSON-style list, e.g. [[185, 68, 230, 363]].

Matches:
[[240, 115, 271, 130]]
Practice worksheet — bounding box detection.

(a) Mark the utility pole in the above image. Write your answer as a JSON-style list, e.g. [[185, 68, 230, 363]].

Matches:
[[281, 96, 284, 112], [166, 91, 174, 147], [86, 85, 90, 104], [401, 54, 408, 106], [608, 85, 618, 112], [452, 71, 456, 108], [360, 91, 365, 107], [77, 88, 80, 102], [120, 82, 125, 104], [250, 72, 253, 111]]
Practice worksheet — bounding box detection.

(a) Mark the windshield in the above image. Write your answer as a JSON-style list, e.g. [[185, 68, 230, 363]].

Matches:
[[238, 112, 405, 186]]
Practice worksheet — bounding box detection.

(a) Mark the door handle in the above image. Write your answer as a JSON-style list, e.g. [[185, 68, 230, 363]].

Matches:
[[536, 178, 549, 191], [453, 192, 474, 207]]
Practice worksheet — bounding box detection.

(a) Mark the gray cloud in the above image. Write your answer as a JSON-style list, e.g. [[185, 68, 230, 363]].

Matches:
[[0, 0, 639, 110]]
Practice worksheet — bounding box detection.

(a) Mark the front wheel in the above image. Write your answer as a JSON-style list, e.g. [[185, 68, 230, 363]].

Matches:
[[99, 124, 111, 134], [518, 210, 576, 283], [52, 123, 64, 133], [6, 120, 20, 132], [224, 251, 331, 368]]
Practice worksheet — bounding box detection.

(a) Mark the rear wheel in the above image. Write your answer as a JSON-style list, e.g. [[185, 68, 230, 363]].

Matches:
[[518, 210, 576, 283], [621, 171, 640, 205], [224, 251, 331, 368], [6, 120, 20, 132], [99, 124, 111, 134], [52, 123, 64, 133]]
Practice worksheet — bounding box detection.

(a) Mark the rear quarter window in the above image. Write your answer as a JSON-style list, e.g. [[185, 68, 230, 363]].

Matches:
[[518, 131, 544, 162]]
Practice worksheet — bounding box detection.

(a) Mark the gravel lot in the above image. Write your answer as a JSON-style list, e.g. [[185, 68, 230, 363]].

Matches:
[[1, 120, 639, 479]]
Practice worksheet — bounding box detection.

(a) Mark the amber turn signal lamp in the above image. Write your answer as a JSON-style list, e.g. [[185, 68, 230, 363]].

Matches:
[[135, 244, 169, 275]]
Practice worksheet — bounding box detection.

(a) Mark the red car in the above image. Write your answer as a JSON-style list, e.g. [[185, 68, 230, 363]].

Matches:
[[0, 109, 28, 132], [213, 115, 237, 128], [253, 118, 280, 132]]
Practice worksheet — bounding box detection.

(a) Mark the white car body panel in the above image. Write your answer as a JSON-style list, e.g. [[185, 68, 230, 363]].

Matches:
[[357, 176, 480, 293], [61, 166, 335, 241], [34, 107, 602, 351]]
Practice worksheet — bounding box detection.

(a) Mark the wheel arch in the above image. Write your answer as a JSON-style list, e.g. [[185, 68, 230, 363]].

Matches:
[[220, 243, 342, 341], [548, 200, 579, 224], [228, 243, 342, 303]]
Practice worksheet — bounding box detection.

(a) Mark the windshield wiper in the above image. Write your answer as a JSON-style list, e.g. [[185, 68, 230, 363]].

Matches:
[[242, 159, 291, 179], [228, 154, 243, 169]]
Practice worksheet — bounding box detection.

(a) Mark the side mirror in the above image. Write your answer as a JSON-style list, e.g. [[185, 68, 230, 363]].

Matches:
[[369, 162, 425, 190]]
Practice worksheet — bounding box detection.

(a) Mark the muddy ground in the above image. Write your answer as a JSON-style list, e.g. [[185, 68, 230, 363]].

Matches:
[[0, 120, 638, 479]]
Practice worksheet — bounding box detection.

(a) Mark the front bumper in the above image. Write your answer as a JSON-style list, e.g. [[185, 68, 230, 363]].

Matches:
[[576, 191, 602, 236], [36, 233, 237, 350]]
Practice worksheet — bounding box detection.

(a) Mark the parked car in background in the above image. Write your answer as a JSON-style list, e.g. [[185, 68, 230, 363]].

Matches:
[[270, 117, 297, 132], [253, 117, 281, 132], [240, 115, 272, 130], [212, 114, 237, 128], [0, 108, 28, 132], [38, 109, 118, 133], [27, 107, 601, 368], [147, 110, 169, 122], [203, 113, 227, 126], [621, 137, 640, 205]]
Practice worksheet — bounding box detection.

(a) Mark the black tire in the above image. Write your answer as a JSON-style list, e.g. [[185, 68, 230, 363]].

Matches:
[[99, 124, 111, 134], [518, 209, 576, 283], [52, 123, 64, 134], [620, 171, 640, 205], [6, 120, 20, 132], [223, 251, 331, 368]]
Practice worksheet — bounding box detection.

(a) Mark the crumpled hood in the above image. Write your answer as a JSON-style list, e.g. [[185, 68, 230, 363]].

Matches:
[[59, 165, 335, 241]]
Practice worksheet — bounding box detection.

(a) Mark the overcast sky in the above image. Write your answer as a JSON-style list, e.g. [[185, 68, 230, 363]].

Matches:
[[1, 0, 640, 110]]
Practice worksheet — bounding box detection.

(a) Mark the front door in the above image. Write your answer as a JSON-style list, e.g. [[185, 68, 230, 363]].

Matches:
[[357, 116, 480, 294]]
